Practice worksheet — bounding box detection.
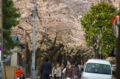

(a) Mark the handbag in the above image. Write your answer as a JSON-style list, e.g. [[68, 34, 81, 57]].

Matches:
[[16, 77, 20, 79], [66, 77, 70, 79], [74, 75, 78, 79]]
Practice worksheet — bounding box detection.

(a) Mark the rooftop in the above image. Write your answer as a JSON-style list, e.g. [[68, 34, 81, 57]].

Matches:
[[10, 35, 19, 41], [86, 59, 111, 65], [11, 35, 25, 46]]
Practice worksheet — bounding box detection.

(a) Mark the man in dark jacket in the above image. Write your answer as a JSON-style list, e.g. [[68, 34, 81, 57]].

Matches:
[[40, 57, 52, 79]]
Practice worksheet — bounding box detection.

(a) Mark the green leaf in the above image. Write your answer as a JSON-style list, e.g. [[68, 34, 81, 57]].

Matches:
[[80, 1, 117, 57], [2, 0, 21, 55]]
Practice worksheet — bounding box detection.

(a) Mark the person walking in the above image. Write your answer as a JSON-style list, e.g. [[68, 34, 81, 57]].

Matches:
[[52, 65, 56, 79], [72, 64, 81, 79], [52, 63, 61, 79], [65, 61, 73, 79], [62, 67, 66, 79], [60, 65, 64, 79], [40, 57, 52, 79], [14, 65, 22, 79]]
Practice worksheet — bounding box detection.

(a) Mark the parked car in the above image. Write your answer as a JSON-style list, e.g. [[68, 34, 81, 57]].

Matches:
[[81, 59, 112, 79]]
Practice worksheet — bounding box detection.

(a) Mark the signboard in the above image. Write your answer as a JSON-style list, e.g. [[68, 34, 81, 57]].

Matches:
[[0, 45, 2, 50], [114, 47, 116, 55], [0, 51, 1, 61], [112, 16, 120, 38]]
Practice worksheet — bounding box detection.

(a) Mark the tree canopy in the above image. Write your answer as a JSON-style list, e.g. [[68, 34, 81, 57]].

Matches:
[[80, 1, 117, 57], [2, 0, 20, 55]]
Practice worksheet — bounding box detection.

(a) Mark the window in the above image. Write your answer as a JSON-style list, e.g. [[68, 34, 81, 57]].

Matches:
[[85, 63, 111, 75]]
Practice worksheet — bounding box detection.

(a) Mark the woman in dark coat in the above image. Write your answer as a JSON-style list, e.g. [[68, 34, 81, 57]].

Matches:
[[72, 64, 81, 79]]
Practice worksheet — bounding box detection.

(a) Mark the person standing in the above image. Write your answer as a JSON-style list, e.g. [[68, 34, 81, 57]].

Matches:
[[72, 64, 81, 79], [40, 57, 52, 79], [65, 61, 73, 79], [52, 63, 61, 79], [14, 65, 22, 79]]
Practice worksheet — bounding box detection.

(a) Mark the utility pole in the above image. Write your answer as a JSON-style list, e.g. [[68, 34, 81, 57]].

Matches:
[[116, 2, 120, 79], [0, 0, 3, 58], [0, 0, 3, 79], [116, 24, 120, 79], [112, 16, 120, 79], [31, 0, 37, 78], [112, 15, 120, 79], [23, 30, 27, 77]]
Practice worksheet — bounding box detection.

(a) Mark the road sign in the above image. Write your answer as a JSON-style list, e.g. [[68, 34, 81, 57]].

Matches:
[[0, 45, 2, 50], [112, 16, 120, 38], [112, 16, 117, 23], [32, 69, 35, 71]]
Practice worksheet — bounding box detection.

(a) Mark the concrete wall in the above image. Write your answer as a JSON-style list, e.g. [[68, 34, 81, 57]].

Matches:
[[3, 66, 15, 79]]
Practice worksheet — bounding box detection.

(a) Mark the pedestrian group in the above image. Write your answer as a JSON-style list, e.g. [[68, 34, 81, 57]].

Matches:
[[40, 57, 81, 79]]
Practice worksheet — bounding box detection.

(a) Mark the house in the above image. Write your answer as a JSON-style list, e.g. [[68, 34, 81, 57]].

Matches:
[[5, 35, 25, 66], [2, 35, 26, 79]]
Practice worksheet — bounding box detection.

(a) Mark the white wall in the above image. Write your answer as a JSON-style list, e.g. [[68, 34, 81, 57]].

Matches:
[[10, 46, 22, 66], [11, 46, 22, 53], [10, 53, 17, 66]]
